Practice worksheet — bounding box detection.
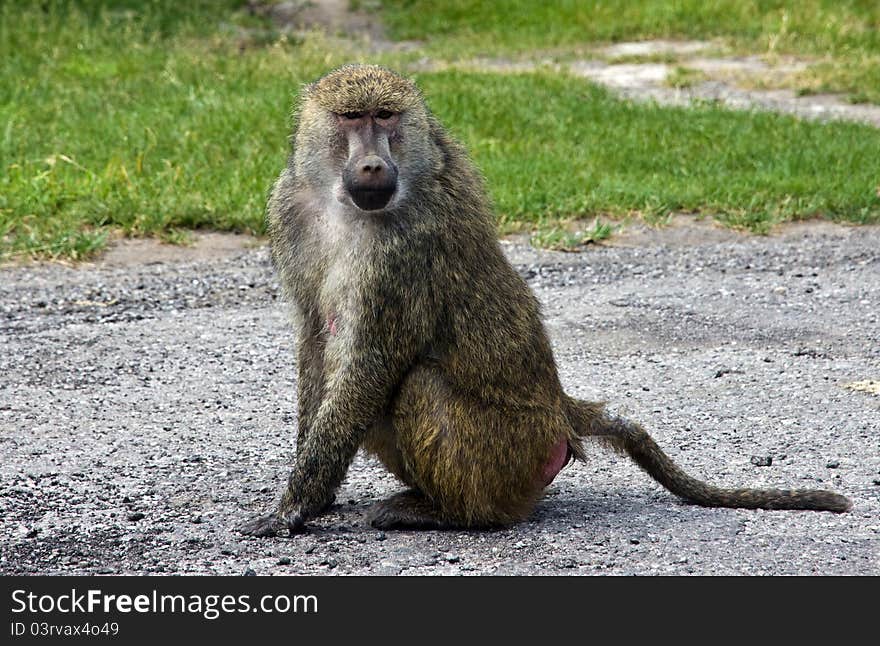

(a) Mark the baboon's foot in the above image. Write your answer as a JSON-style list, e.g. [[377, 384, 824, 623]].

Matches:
[[238, 513, 284, 537], [367, 490, 450, 530], [238, 510, 305, 537]]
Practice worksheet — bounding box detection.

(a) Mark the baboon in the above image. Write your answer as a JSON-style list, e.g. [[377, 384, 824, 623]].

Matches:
[[240, 64, 851, 536]]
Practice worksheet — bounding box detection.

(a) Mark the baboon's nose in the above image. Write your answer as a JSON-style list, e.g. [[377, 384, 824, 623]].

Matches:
[[359, 155, 387, 176]]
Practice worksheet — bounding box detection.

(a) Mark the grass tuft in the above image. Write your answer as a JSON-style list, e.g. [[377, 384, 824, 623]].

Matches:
[[530, 219, 614, 251]]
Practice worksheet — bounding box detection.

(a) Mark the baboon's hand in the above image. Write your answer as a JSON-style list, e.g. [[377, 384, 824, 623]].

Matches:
[[238, 510, 306, 538]]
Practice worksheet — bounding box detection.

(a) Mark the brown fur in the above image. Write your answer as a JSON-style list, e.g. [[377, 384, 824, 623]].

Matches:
[[239, 65, 850, 537]]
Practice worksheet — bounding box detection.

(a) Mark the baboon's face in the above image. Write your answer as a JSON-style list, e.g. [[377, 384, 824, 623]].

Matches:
[[335, 109, 401, 212], [295, 66, 434, 214]]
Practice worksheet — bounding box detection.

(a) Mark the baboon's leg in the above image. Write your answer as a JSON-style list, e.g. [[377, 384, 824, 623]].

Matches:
[[367, 490, 450, 530], [379, 364, 564, 528]]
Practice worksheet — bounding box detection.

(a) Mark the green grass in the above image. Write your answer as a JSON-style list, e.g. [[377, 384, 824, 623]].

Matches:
[[0, 1, 340, 260], [382, 1, 880, 102], [2, 1, 879, 260], [416, 71, 879, 232], [530, 219, 615, 252]]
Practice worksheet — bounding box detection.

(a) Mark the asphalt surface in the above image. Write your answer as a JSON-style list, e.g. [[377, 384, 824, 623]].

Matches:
[[1, 222, 878, 575]]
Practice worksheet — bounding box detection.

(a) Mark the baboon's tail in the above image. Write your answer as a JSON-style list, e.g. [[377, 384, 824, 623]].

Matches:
[[564, 397, 852, 513]]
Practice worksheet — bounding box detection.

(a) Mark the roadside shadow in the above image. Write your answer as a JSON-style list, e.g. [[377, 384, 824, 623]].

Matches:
[[529, 488, 685, 525]]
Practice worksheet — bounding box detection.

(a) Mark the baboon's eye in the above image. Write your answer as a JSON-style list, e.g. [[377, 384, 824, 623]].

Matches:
[[341, 111, 364, 120], [375, 110, 394, 120]]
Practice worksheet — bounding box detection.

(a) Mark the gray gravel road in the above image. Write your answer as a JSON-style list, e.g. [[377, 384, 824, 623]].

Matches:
[[1, 222, 878, 575]]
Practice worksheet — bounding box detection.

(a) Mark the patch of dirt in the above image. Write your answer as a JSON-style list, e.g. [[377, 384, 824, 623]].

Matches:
[[502, 216, 875, 252], [92, 220, 878, 268], [248, 0, 417, 52], [606, 214, 746, 248], [98, 232, 261, 267], [82, 220, 874, 267], [569, 60, 670, 88], [599, 40, 713, 58]]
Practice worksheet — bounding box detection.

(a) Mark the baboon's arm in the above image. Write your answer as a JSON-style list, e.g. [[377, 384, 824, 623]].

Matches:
[[294, 313, 327, 449]]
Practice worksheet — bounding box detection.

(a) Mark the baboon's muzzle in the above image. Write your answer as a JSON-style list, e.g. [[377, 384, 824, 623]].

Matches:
[[343, 154, 398, 211]]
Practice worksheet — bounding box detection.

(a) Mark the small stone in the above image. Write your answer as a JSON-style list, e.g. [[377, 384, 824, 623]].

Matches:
[[127, 512, 145, 522], [304, 545, 316, 554], [446, 555, 460, 564], [243, 568, 257, 576], [750, 456, 772, 467], [190, 515, 202, 524], [277, 557, 291, 565], [375, 531, 387, 541], [25, 529, 38, 539], [220, 548, 234, 556], [826, 461, 840, 469], [629, 538, 640, 545], [872, 479, 880, 486]]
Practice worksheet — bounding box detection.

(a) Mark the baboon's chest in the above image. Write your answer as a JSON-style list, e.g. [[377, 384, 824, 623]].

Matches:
[[315, 225, 377, 367], [318, 255, 360, 341], [316, 263, 360, 376]]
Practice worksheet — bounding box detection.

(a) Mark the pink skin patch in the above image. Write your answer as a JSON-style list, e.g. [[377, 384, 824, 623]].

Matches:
[[327, 312, 338, 336], [541, 438, 571, 487]]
